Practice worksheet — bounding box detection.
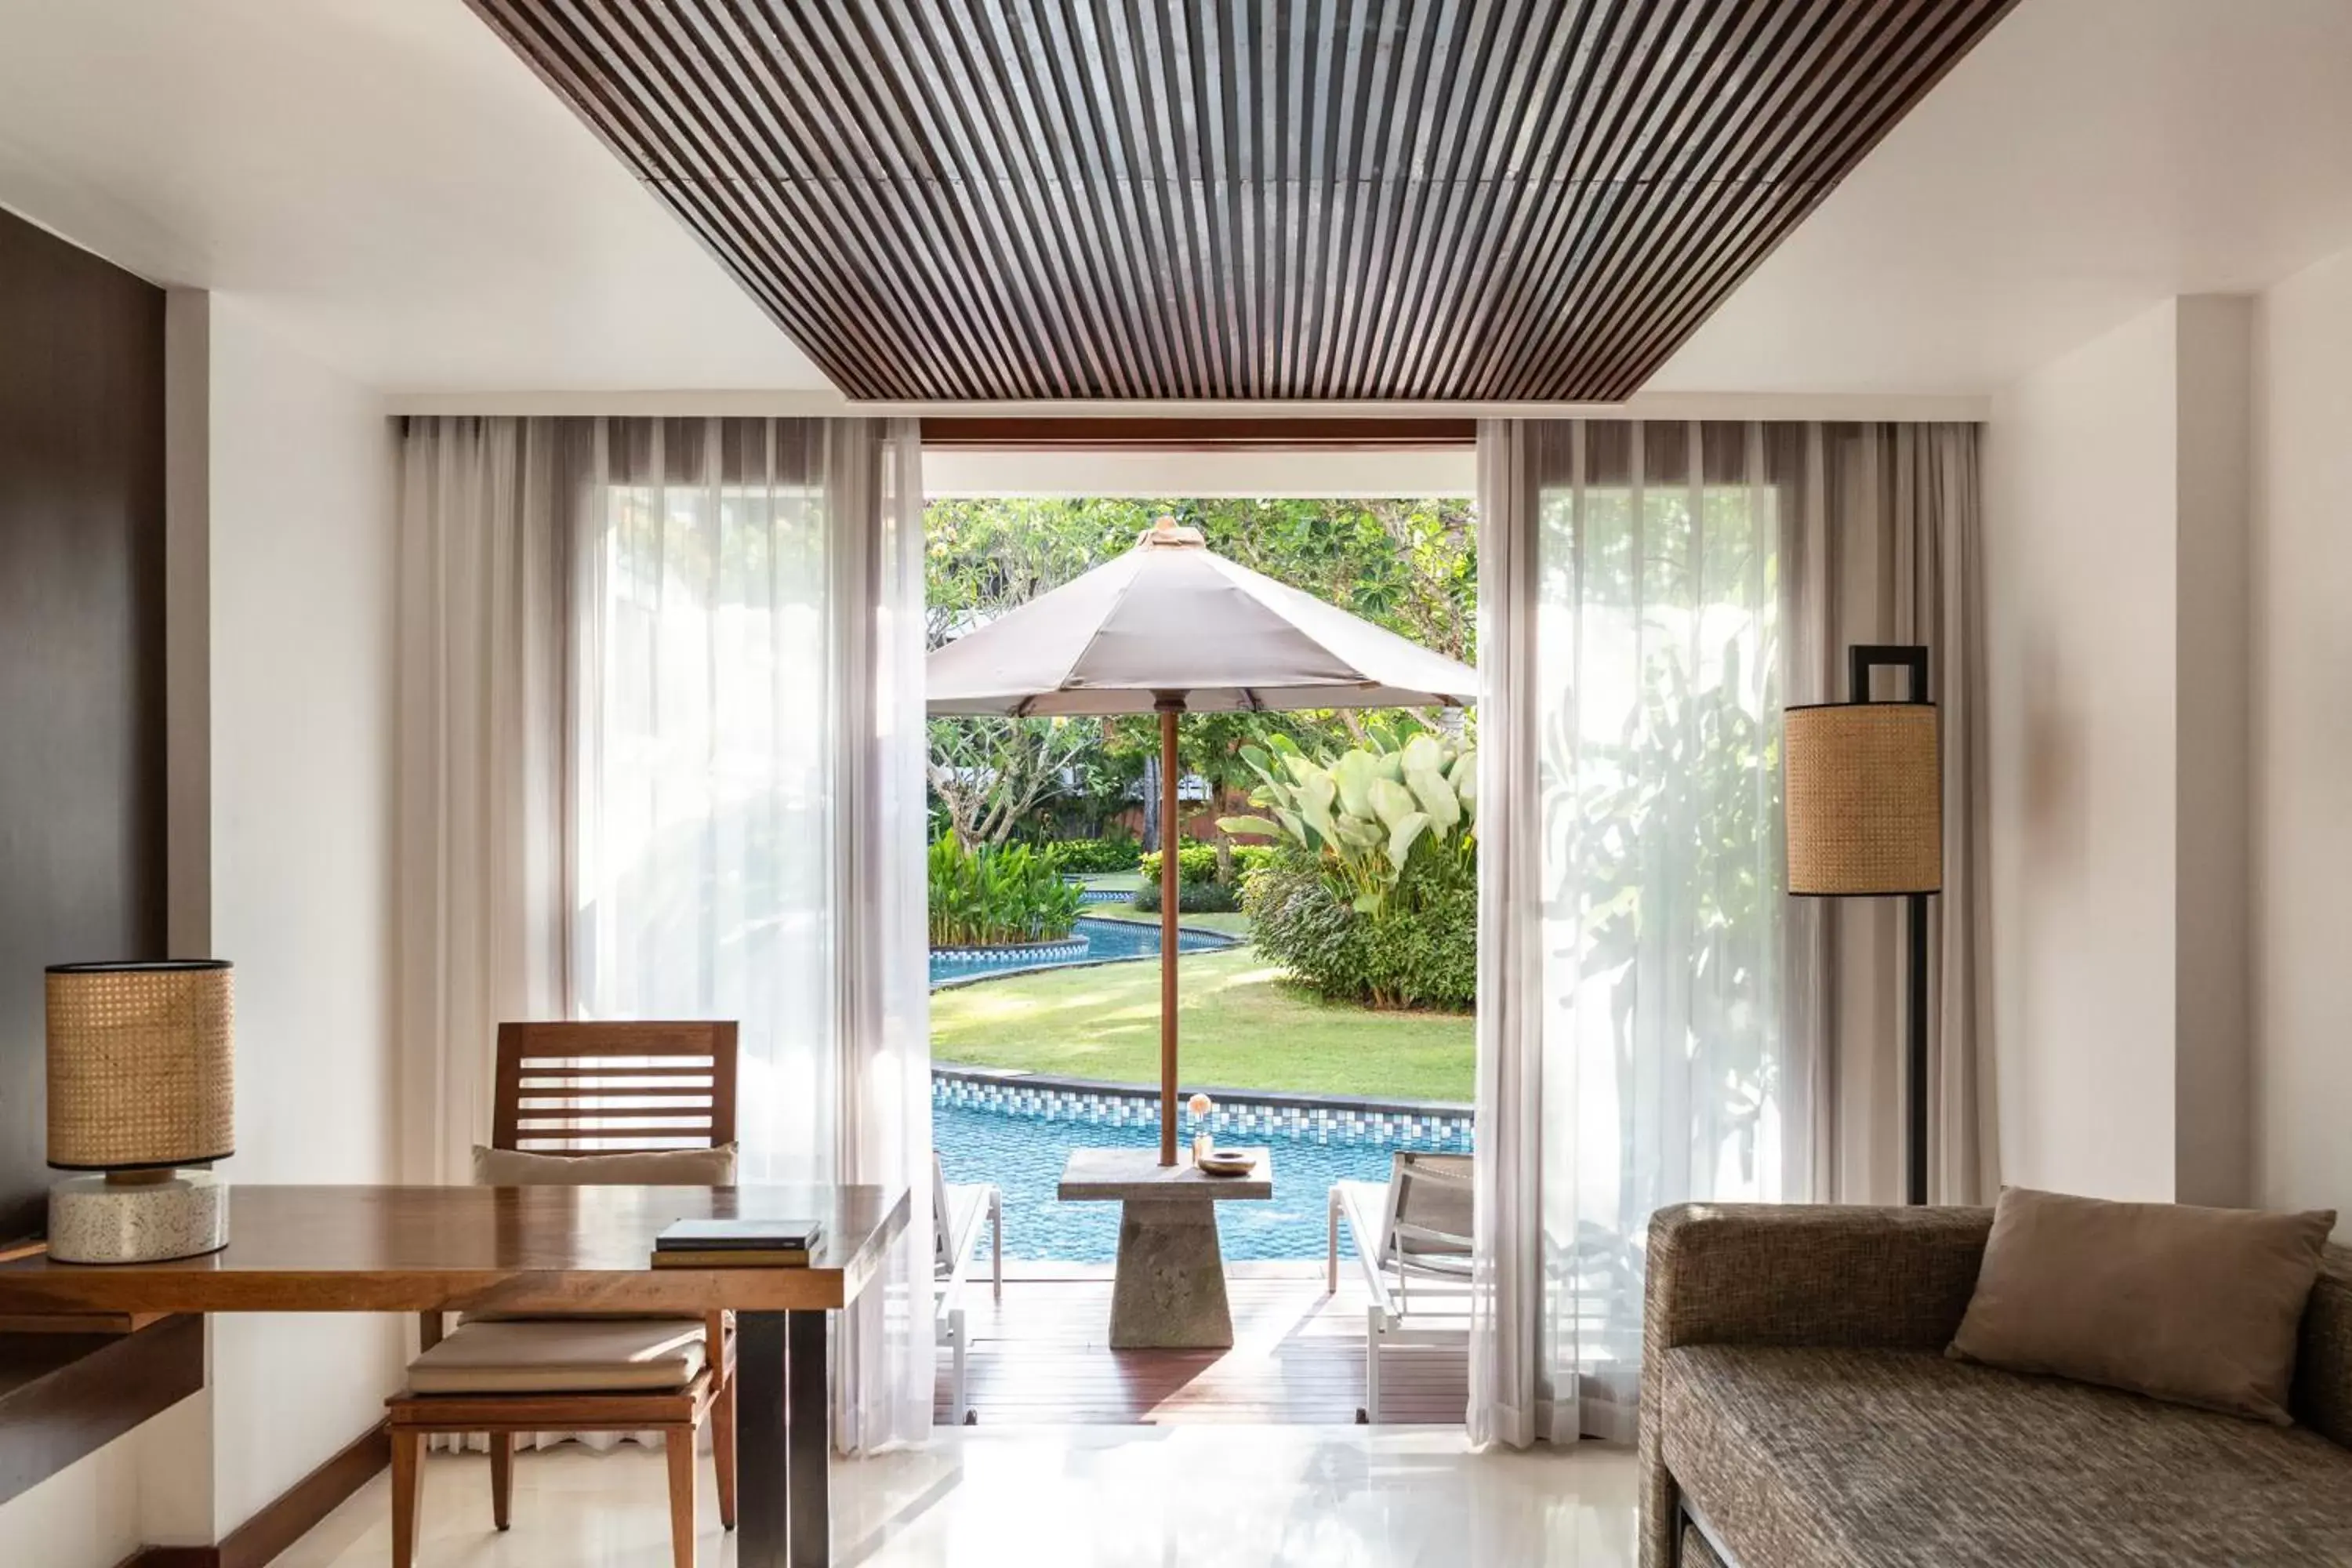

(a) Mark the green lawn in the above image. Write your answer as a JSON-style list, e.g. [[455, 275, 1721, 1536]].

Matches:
[[931, 944, 1474, 1102]]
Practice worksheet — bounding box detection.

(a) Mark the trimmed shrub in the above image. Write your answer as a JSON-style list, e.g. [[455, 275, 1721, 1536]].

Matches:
[[1137, 840, 1279, 887], [1131, 877, 1243, 914], [1243, 853, 1474, 1011], [1042, 835, 1141, 873], [1137, 842, 1219, 886]]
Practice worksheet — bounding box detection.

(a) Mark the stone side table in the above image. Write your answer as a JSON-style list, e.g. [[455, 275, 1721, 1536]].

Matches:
[[1057, 1146, 1273, 1349]]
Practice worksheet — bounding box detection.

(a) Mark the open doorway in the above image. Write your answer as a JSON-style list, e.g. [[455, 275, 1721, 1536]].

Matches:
[[920, 426, 1478, 1425]]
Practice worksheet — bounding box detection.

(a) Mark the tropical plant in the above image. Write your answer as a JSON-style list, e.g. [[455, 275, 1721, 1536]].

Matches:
[[1218, 728, 1476, 920], [927, 837, 1084, 948], [1242, 851, 1475, 1010]]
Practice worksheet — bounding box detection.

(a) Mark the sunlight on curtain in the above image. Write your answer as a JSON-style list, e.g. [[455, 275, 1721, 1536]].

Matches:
[[1479, 420, 1787, 1446], [1543, 422, 1786, 1436], [571, 416, 934, 1452], [573, 419, 838, 1178], [1475, 419, 1989, 1449]]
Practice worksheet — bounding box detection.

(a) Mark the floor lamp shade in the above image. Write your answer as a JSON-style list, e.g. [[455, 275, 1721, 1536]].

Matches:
[[1784, 702, 1942, 897], [45, 959, 234, 1262]]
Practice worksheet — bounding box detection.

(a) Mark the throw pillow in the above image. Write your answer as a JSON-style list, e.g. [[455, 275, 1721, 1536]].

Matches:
[[471, 1143, 739, 1187], [1949, 1185, 2336, 1423]]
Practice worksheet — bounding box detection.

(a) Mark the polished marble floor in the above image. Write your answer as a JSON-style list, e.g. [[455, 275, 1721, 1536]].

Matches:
[[276, 1426, 1637, 1567], [940, 1268, 1468, 1425]]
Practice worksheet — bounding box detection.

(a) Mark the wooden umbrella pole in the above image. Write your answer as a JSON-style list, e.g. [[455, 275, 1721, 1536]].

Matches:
[[1158, 698, 1181, 1165]]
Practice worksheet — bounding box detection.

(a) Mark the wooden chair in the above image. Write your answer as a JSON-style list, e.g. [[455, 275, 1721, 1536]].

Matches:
[[387, 1022, 742, 1568]]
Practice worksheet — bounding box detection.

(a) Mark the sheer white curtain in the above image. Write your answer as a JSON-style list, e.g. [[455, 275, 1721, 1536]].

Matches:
[[1473, 420, 1785, 1447], [397, 414, 933, 1454], [1471, 418, 1991, 1448]]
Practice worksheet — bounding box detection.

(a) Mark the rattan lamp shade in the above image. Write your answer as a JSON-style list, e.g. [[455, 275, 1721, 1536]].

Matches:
[[1784, 703, 1942, 896], [46, 960, 234, 1171]]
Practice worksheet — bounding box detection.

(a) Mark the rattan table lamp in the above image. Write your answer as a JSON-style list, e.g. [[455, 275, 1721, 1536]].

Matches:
[[1784, 646, 1941, 1204], [45, 959, 235, 1262]]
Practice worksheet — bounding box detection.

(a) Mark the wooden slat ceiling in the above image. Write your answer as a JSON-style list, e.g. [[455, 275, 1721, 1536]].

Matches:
[[470, 0, 2018, 404]]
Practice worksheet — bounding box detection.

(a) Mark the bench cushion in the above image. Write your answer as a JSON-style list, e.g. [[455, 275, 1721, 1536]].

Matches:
[[1661, 1344, 2352, 1566], [406, 1318, 706, 1396]]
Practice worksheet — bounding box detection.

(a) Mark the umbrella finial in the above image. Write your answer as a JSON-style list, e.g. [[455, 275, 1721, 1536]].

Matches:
[[1138, 514, 1205, 549]]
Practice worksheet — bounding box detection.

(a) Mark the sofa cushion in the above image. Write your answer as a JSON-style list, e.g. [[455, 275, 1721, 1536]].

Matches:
[[1950, 1185, 2336, 1424], [1661, 1345, 2352, 1567]]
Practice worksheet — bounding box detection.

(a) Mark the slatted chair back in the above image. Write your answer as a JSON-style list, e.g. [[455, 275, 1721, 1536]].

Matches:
[[491, 1022, 739, 1156]]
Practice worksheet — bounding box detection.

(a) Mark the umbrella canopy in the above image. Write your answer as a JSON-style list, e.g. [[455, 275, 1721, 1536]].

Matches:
[[927, 519, 1479, 717], [925, 518, 1479, 1165]]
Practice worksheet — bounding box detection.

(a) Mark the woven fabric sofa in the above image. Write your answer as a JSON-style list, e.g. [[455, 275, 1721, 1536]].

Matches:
[[1640, 1203, 2352, 1567]]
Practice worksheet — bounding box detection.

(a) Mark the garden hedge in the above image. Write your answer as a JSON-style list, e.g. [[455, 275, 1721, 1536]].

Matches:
[[1041, 835, 1142, 873]]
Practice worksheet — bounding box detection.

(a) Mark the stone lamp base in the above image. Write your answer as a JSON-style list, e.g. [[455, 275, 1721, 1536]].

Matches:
[[49, 1169, 229, 1263]]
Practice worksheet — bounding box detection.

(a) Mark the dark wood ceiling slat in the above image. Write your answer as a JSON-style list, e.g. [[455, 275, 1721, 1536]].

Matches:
[[758, 5, 1029, 395], [468, 0, 2018, 403]]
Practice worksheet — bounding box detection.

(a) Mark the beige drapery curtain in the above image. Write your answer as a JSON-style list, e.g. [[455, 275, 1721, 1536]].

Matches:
[[1468, 419, 1993, 1450], [393, 416, 575, 1189], [1780, 422, 1997, 1206], [394, 414, 934, 1454]]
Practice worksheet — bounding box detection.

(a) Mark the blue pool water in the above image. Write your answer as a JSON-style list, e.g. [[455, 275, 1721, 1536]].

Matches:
[[935, 1100, 1432, 1261], [927, 915, 1232, 989]]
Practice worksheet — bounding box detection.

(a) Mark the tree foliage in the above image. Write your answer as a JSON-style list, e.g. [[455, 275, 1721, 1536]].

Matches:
[[924, 495, 1476, 844]]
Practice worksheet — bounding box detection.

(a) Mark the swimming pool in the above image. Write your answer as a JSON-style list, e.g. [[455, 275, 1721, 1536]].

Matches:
[[927, 914, 1232, 989], [932, 1097, 1469, 1261]]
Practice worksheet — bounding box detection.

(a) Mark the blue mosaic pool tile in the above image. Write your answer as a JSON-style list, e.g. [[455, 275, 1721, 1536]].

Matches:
[[931, 1071, 1474, 1152]]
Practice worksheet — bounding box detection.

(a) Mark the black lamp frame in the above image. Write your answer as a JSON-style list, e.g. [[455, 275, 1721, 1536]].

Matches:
[[1796, 644, 1937, 1206]]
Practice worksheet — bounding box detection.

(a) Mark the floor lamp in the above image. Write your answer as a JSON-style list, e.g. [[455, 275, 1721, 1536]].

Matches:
[[1784, 645, 1943, 1205]]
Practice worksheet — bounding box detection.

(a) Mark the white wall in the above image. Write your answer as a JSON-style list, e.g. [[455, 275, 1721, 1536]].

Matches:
[[2250, 245, 2352, 1232], [1984, 295, 2256, 1206], [0, 292, 399, 1564], [204, 293, 403, 1533], [1985, 300, 2183, 1201], [2171, 299, 2253, 1209]]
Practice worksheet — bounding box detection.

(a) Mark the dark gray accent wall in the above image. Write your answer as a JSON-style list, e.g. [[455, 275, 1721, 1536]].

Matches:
[[0, 208, 168, 1240]]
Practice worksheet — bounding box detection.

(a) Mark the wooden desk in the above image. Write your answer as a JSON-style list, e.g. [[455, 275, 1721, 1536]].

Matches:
[[0, 1184, 909, 1568]]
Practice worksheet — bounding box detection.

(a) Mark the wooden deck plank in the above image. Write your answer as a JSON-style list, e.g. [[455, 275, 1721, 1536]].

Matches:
[[935, 1273, 1466, 1427]]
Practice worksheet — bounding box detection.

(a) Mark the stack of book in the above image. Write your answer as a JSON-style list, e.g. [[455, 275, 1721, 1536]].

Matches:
[[652, 1218, 823, 1269]]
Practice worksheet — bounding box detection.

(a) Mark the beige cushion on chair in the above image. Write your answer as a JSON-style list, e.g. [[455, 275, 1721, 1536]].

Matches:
[[470, 1143, 739, 1185], [406, 1318, 707, 1396]]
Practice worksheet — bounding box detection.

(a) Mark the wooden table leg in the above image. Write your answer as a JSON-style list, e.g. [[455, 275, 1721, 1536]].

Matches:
[[737, 1312, 789, 1568], [787, 1308, 831, 1568]]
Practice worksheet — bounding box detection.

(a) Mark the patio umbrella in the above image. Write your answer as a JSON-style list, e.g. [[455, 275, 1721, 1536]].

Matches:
[[927, 517, 1479, 1164]]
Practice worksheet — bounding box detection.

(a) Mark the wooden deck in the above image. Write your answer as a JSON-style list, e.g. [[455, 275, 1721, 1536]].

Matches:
[[935, 1265, 1467, 1426]]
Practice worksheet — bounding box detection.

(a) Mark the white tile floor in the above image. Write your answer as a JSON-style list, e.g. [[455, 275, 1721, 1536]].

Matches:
[[275, 1427, 1638, 1567]]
